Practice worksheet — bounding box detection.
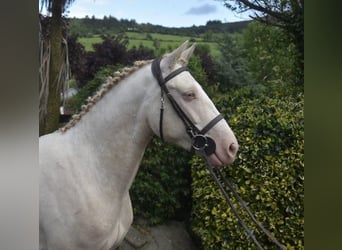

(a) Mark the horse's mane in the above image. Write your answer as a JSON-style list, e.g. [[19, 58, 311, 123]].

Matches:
[[59, 59, 153, 133]]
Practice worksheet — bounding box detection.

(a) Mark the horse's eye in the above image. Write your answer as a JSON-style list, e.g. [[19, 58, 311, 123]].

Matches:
[[182, 91, 196, 101]]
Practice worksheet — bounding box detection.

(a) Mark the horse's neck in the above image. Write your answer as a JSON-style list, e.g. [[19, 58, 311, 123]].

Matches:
[[67, 65, 154, 196]]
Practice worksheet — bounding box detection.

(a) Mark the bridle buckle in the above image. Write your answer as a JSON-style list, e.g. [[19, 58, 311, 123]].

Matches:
[[192, 135, 217, 155], [192, 135, 208, 151]]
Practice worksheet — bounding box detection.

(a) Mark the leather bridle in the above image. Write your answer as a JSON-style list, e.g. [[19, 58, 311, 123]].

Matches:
[[151, 58, 224, 156]]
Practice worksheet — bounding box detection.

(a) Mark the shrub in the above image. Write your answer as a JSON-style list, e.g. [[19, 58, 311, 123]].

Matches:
[[194, 44, 217, 85], [67, 65, 121, 112], [68, 34, 155, 88], [191, 83, 304, 249], [67, 34, 87, 88], [187, 55, 209, 89], [75, 34, 128, 87], [127, 45, 155, 64], [67, 34, 129, 88], [91, 34, 128, 66], [130, 138, 193, 225], [215, 33, 253, 91], [242, 22, 298, 85]]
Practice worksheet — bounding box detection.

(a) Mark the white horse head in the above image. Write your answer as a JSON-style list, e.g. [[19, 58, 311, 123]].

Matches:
[[146, 41, 238, 165]]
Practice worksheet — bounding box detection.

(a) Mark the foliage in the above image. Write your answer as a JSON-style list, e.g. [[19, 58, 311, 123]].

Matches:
[[220, 0, 303, 36], [191, 83, 304, 249], [68, 34, 155, 88], [92, 34, 129, 65], [67, 65, 120, 112], [242, 21, 298, 84], [187, 55, 209, 90], [68, 16, 250, 38], [76, 32, 223, 60], [67, 34, 87, 86], [127, 44, 155, 64], [40, 0, 75, 13], [75, 34, 128, 87], [68, 15, 123, 37], [214, 33, 253, 91], [69, 34, 129, 87], [77, 35, 103, 51], [207, 21, 299, 90], [130, 138, 193, 225], [193, 44, 217, 85], [220, 0, 303, 84]]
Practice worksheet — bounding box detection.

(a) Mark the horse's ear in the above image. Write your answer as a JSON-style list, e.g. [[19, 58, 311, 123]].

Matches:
[[162, 40, 189, 70], [179, 43, 196, 65]]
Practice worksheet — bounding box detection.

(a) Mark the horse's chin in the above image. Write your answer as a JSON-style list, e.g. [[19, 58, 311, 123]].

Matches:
[[207, 153, 224, 167], [207, 152, 236, 167]]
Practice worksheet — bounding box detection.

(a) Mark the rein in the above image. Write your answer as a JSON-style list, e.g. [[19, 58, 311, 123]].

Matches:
[[201, 156, 287, 250], [151, 58, 223, 156], [151, 58, 286, 250]]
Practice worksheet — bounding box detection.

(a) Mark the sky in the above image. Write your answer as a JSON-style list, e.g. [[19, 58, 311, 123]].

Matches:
[[40, 0, 252, 28]]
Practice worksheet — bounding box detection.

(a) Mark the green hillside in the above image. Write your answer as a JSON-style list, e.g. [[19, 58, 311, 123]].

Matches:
[[69, 17, 251, 57], [78, 32, 221, 57], [68, 16, 250, 38]]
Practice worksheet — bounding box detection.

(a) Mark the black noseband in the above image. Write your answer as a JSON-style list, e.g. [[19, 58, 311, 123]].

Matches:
[[151, 58, 224, 156]]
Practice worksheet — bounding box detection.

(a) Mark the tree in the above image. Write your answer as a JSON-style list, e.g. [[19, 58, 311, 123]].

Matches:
[[66, 34, 87, 88], [220, 0, 303, 84], [215, 34, 252, 90], [193, 44, 217, 84], [39, 0, 75, 136], [242, 21, 298, 84]]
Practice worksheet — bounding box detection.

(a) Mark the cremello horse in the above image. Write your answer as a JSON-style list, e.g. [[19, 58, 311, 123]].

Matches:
[[39, 41, 238, 250]]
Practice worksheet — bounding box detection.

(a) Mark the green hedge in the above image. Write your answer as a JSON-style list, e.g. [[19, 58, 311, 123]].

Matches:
[[67, 65, 121, 112], [130, 138, 193, 225], [191, 83, 304, 249]]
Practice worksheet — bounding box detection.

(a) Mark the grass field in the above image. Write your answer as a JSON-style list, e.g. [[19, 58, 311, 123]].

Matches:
[[78, 35, 102, 51], [78, 32, 221, 58]]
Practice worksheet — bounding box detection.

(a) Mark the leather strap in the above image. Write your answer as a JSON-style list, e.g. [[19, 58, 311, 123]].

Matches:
[[163, 66, 188, 84], [200, 114, 224, 135]]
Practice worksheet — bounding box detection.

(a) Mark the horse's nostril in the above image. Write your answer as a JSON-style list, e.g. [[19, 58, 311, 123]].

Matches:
[[228, 143, 238, 157]]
